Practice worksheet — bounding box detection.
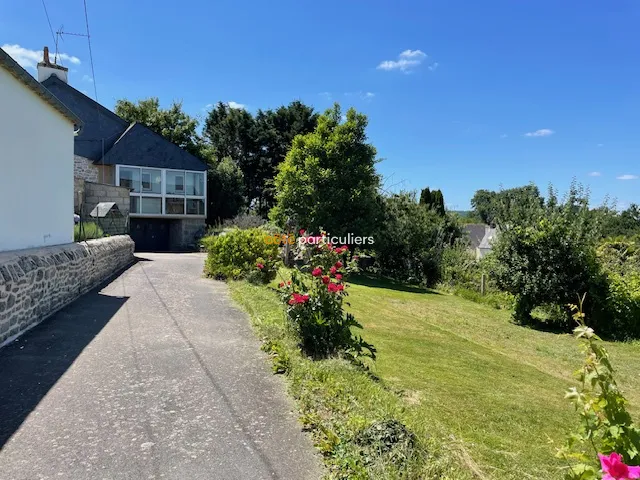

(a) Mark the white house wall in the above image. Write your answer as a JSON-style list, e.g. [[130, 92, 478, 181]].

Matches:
[[0, 67, 74, 251]]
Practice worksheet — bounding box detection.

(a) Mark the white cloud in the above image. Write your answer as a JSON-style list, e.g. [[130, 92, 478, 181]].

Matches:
[[345, 91, 375, 100], [227, 101, 246, 110], [2, 44, 80, 70], [364, 91, 375, 99], [588, 171, 601, 177], [82, 74, 93, 83], [377, 49, 428, 73], [428, 62, 439, 71], [617, 174, 638, 180], [524, 129, 554, 137]]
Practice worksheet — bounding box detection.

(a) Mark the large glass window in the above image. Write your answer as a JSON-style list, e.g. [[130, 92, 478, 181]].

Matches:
[[166, 170, 185, 195], [141, 169, 162, 194], [187, 199, 205, 215], [165, 197, 185, 215], [141, 197, 162, 214], [186, 172, 204, 196], [130, 196, 140, 214], [119, 167, 140, 193]]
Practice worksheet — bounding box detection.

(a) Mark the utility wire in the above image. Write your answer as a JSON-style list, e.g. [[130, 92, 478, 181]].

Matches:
[[40, 0, 58, 62], [83, 0, 98, 103]]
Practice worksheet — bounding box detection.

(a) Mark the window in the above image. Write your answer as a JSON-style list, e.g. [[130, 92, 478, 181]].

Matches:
[[130, 196, 140, 214], [119, 167, 140, 193], [187, 199, 205, 215], [165, 197, 185, 215], [141, 197, 162, 214], [166, 170, 184, 195], [186, 172, 204, 196], [141, 169, 161, 193]]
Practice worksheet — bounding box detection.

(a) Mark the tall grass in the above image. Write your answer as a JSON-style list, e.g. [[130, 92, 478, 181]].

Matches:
[[74, 222, 104, 242]]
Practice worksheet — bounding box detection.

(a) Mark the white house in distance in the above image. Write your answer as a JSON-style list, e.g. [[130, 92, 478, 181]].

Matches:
[[0, 47, 82, 252]]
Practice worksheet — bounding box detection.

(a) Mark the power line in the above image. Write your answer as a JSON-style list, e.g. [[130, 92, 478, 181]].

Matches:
[[40, 0, 58, 61], [82, 0, 98, 103]]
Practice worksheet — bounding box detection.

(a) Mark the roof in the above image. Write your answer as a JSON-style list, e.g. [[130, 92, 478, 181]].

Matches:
[[0, 47, 82, 129], [101, 122, 208, 171], [463, 224, 487, 250], [89, 202, 122, 218], [42, 75, 128, 160]]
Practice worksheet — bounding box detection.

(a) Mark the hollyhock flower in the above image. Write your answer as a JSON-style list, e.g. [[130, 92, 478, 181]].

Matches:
[[256, 263, 264, 270], [335, 273, 342, 280], [312, 267, 323, 277], [329, 266, 337, 275], [599, 452, 640, 480], [322, 275, 330, 284], [335, 261, 343, 269]]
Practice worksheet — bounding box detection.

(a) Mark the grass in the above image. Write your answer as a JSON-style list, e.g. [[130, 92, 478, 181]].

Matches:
[[74, 222, 104, 242], [230, 273, 640, 479]]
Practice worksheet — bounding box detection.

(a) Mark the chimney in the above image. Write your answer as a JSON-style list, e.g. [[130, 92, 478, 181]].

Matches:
[[37, 46, 69, 83]]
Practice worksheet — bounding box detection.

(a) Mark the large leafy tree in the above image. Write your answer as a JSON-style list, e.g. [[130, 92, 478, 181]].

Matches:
[[270, 104, 381, 238], [114, 98, 202, 156], [471, 185, 544, 227], [203, 101, 317, 216], [206, 156, 245, 224], [419, 187, 446, 216]]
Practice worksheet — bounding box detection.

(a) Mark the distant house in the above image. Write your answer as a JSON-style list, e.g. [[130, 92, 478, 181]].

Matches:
[[462, 224, 498, 259], [0, 47, 82, 252], [37, 48, 207, 251]]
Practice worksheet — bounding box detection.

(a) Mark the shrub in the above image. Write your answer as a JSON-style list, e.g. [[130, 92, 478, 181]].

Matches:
[[558, 302, 640, 479], [278, 241, 375, 360], [74, 222, 104, 242], [204, 228, 279, 281]]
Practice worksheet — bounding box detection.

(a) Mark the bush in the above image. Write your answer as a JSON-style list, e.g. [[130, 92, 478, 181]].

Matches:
[[74, 222, 104, 241], [278, 241, 375, 360], [204, 228, 280, 282]]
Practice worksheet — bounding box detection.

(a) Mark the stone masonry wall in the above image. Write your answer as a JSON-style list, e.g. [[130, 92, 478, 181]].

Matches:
[[83, 181, 130, 235], [170, 218, 206, 250], [74, 155, 99, 182], [0, 236, 134, 347]]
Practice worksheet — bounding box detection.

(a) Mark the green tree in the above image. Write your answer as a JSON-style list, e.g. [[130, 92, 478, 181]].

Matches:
[[270, 104, 381, 238], [114, 97, 202, 156], [471, 185, 544, 227], [419, 187, 446, 216], [206, 156, 245, 223]]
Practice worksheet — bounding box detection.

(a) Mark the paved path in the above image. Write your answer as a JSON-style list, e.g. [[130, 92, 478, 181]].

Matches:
[[0, 253, 322, 480]]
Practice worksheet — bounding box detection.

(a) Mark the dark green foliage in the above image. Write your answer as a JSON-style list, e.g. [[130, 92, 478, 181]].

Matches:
[[601, 204, 640, 238], [471, 184, 544, 227], [203, 228, 280, 281], [374, 192, 461, 286], [203, 101, 318, 216], [114, 97, 202, 156], [419, 187, 445, 216], [206, 156, 245, 223], [270, 104, 382, 239]]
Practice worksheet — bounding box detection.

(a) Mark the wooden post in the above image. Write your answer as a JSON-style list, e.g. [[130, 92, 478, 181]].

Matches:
[[481, 274, 487, 296]]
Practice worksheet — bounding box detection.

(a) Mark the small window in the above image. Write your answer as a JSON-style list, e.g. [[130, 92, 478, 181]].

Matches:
[[165, 197, 185, 215], [141, 197, 162, 214], [186, 172, 204, 196], [187, 199, 205, 215], [119, 167, 140, 193], [166, 170, 185, 195], [141, 169, 161, 193]]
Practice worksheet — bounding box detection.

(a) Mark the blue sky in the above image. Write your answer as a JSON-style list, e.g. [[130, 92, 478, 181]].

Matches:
[[2, 0, 639, 210]]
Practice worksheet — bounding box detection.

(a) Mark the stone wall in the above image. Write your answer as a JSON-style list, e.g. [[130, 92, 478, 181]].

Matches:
[[74, 155, 99, 182], [0, 236, 134, 347], [169, 218, 206, 250], [82, 181, 130, 235]]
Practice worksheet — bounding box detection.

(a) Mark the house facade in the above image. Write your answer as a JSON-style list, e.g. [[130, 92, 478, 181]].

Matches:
[[37, 50, 207, 251], [0, 47, 81, 252]]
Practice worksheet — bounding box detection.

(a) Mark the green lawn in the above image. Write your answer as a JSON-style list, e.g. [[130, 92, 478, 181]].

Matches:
[[345, 276, 640, 479]]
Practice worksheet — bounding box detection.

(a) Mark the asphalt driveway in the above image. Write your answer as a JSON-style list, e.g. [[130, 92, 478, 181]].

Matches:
[[0, 253, 321, 480]]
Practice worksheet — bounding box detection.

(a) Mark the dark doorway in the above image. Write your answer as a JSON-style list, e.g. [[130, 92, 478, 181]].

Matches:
[[130, 218, 170, 251]]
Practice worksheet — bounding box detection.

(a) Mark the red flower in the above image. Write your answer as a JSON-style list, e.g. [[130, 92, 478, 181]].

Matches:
[[329, 266, 337, 275], [322, 275, 330, 284], [279, 282, 285, 288], [287, 280, 291, 285], [340, 245, 349, 251], [334, 247, 344, 254], [256, 263, 264, 270], [299, 229, 306, 235], [290, 293, 310, 305], [312, 267, 323, 277], [353, 255, 360, 261], [327, 283, 339, 293], [335, 261, 343, 269], [335, 273, 342, 280], [336, 283, 344, 291]]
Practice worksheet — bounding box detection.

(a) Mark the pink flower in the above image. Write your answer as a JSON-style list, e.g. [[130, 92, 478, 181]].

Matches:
[[289, 293, 310, 305], [299, 229, 306, 235], [335, 261, 343, 269], [256, 263, 264, 270], [329, 266, 337, 275], [599, 452, 640, 480], [311, 267, 323, 277], [335, 273, 342, 280], [327, 283, 344, 293], [322, 275, 330, 285]]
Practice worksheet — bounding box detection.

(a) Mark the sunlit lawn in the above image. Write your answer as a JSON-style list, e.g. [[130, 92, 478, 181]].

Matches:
[[345, 276, 640, 479]]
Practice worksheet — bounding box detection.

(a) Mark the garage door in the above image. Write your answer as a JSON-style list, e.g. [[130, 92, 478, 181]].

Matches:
[[130, 219, 170, 252]]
